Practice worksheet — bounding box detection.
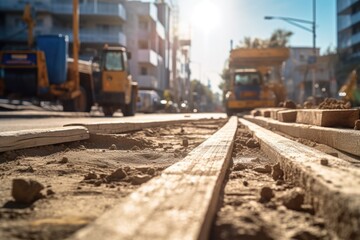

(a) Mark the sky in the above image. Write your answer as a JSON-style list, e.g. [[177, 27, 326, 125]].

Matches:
[[177, 0, 337, 93]]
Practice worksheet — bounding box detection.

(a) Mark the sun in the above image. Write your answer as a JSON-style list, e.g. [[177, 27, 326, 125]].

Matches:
[[191, 1, 221, 33]]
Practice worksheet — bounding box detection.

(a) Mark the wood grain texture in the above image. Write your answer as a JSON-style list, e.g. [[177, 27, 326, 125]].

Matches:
[[65, 119, 196, 134], [296, 109, 359, 127], [69, 117, 238, 240], [277, 110, 297, 122], [0, 126, 89, 152], [244, 115, 360, 156], [240, 118, 360, 240]]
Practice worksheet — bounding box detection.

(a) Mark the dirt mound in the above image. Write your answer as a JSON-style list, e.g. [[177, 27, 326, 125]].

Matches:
[[318, 98, 351, 109]]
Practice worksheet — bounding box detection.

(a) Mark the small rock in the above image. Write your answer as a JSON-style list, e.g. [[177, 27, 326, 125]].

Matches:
[[131, 146, 141, 151], [271, 163, 284, 180], [180, 127, 185, 134], [17, 166, 35, 173], [276, 179, 285, 185], [84, 172, 97, 180], [131, 174, 152, 185], [182, 139, 189, 147], [282, 187, 305, 211], [109, 144, 117, 150], [243, 181, 249, 187], [147, 168, 156, 176], [102, 149, 106, 153], [253, 165, 271, 174], [107, 168, 127, 181], [355, 120, 360, 130], [245, 138, 260, 148], [94, 180, 102, 187], [260, 186, 274, 202], [79, 145, 86, 150], [58, 157, 68, 164], [46, 189, 55, 196], [283, 100, 297, 109], [303, 101, 313, 109], [12, 178, 44, 204], [320, 158, 329, 166], [233, 163, 246, 171]]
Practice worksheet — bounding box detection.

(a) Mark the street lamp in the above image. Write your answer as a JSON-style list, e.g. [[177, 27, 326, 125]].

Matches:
[[264, 0, 317, 102]]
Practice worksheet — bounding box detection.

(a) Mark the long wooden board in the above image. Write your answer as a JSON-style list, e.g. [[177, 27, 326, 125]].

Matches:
[[240, 118, 360, 239], [244, 115, 360, 156], [0, 126, 89, 152], [65, 119, 200, 134], [69, 117, 238, 240], [296, 109, 359, 128]]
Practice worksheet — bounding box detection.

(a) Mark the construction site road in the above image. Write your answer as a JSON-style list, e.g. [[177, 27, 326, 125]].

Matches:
[[0, 115, 359, 239]]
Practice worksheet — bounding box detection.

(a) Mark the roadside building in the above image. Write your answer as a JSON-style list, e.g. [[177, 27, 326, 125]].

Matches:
[[283, 47, 337, 103], [0, 0, 127, 59]]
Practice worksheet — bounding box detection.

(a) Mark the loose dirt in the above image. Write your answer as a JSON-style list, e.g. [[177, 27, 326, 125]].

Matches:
[[0, 119, 226, 240], [210, 124, 335, 240]]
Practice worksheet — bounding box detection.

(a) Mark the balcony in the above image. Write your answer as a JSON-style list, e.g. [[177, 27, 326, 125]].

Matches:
[[138, 49, 158, 66], [136, 3, 158, 22], [338, 12, 360, 31], [156, 22, 165, 40], [338, 0, 357, 14], [137, 75, 159, 89], [0, 0, 49, 12], [51, 1, 126, 20]]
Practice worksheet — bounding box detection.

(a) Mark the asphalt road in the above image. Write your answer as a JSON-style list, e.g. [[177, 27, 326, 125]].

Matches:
[[0, 111, 226, 133]]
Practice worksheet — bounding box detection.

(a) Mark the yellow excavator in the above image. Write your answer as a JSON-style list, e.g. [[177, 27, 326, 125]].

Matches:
[[0, 1, 137, 116]]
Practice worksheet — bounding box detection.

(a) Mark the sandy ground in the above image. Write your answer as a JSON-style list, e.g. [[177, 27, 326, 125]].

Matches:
[[210, 125, 336, 240], [0, 119, 225, 240]]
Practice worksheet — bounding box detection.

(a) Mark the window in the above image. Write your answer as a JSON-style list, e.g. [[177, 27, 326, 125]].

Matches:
[[140, 67, 147, 75], [103, 51, 124, 71], [138, 40, 149, 49], [139, 19, 148, 30], [234, 73, 261, 86]]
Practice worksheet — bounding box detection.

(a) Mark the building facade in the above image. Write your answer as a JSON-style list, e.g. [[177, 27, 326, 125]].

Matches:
[[337, 0, 360, 58], [283, 47, 337, 103], [0, 0, 127, 59]]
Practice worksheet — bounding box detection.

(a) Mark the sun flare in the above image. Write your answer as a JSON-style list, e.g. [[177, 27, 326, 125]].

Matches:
[[191, 1, 221, 32]]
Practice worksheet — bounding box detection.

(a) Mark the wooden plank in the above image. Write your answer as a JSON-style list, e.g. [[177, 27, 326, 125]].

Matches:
[[296, 109, 359, 128], [69, 117, 238, 240], [269, 108, 288, 120], [244, 115, 360, 156], [0, 126, 89, 152], [277, 109, 297, 122], [240, 118, 360, 240], [65, 119, 199, 134]]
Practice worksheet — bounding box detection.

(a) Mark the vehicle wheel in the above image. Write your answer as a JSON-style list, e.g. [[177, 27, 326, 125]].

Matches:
[[102, 106, 116, 117], [62, 86, 89, 112], [226, 108, 233, 117], [122, 90, 136, 117]]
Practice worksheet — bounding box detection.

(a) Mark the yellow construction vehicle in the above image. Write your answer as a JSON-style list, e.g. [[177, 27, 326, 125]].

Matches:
[[225, 47, 289, 116], [93, 45, 138, 116], [338, 69, 360, 106], [0, 1, 137, 115]]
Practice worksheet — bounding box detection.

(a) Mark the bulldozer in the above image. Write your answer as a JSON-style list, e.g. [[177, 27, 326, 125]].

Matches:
[[338, 69, 360, 106]]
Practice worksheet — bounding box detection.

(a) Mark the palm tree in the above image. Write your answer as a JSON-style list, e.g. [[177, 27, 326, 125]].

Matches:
[[268, 29, 293, 48]]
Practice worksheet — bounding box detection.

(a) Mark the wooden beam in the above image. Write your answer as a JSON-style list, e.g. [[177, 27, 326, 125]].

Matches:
[[65, 119, 197, 134], [69, 117, 238, 240], [244, 115, 360, 156], [240, 118, 360, 239], [0, 126, 89, 152], [296, 109, 359, 128]]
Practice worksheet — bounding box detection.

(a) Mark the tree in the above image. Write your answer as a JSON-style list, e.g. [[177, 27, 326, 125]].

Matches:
[[238, 29, 293, 49]]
